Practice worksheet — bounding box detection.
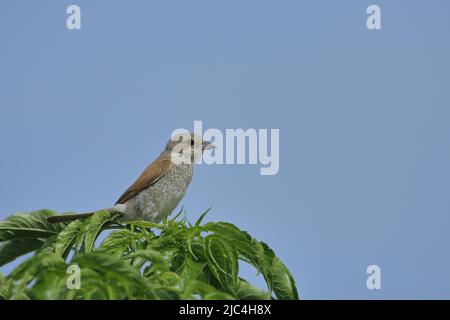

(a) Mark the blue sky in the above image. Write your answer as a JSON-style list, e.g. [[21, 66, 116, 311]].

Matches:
[[1, 1, 450, 299]]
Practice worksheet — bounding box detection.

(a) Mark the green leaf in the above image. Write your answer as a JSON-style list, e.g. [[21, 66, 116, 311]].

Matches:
[[83, 210, 120, 252], [0, 210, 66, 241], [202, 222, 260, 270], [74, 252, 143, 281], [182, 279, 235, 300], [204, 235, 239, 295], [73, 252, 155, 298], [8, 253, 67, 286], [204, 222, 299, 299], [195, 207, 212, 227], [29, 259, 68, 300], [54, 220, 83, 257], [73, 268, 111, 300], [260, 242, 299, 300], [125, 249, 169, 272], [125, 220, 164, 230], [177, 258, 207, 281], [236, 279, 270, 300], [98, 229, 138, 255], [0, 238, 44, 267], [170, 206, 184, 222], [0, 273, 8, 300], [37, 235, 58, 254]]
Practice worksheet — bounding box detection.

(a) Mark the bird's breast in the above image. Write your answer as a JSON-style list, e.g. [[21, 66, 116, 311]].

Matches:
[[122, 163, 193, 222]]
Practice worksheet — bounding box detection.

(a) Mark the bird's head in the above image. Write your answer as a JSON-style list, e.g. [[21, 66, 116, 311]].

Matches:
[[165, 132, 215, 164]]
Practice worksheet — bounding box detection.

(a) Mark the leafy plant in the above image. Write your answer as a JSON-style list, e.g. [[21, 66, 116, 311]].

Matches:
[[0, 209, 298, 300]]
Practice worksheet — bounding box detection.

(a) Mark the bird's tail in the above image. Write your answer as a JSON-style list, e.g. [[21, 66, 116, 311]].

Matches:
[[47, 212, 95, 224]]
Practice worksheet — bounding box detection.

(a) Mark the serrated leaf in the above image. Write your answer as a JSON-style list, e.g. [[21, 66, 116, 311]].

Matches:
[[54, 220, 83, 257], [74, 252, 142, 280], [177, 258, 207, 281], [202, 222, 260, 270], [125, 249, 169, 272], [205, 235, 239, 295], [0, 210, 66, 241], [29, 258, 68, 300], [36, 235, 58, 254], [8, 252, 67, 286], [184, 280, 235, 300], [73, 252, 154, 298], [204, 222, 298, 300], [83, 210, 120, 252], [0, 238, 44, 267], [98, 229, 137, 255], [260, 242, 299, 300], [236, 279, 270, 300]]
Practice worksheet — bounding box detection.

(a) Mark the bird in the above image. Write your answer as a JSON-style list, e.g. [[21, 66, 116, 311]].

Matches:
[[47, 133, 214, 224]]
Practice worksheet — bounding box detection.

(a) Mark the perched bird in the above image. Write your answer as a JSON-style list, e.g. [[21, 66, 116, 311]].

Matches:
[[47, 133, 214, 224]]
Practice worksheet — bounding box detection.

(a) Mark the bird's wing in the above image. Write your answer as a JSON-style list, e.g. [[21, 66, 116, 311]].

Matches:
[[115, 156, 171, 204]]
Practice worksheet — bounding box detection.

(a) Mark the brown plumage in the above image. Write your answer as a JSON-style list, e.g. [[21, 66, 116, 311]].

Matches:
[[115, 156, 171, 204]]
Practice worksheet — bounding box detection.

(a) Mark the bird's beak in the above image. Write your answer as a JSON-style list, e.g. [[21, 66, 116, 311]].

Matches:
[[202, 141, 215, 151]]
